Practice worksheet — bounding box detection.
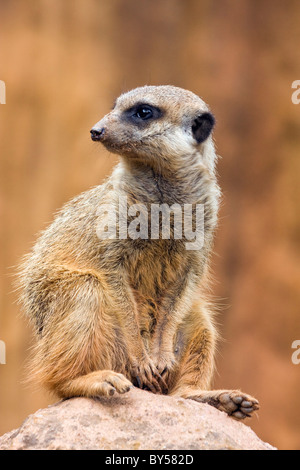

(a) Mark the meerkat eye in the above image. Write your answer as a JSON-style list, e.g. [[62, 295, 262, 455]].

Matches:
[[123, 103, 163, 125], [134, 105, 154, 120]]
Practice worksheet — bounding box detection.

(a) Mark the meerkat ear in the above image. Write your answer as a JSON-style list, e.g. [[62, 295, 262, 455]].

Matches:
[[192, 112, 215, 144]]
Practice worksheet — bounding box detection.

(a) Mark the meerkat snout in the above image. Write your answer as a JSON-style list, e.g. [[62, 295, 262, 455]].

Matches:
[[90, 127, 105, 141]]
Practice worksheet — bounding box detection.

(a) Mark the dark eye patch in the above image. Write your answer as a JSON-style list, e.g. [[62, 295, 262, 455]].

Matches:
[[122, 102, 163, 126]]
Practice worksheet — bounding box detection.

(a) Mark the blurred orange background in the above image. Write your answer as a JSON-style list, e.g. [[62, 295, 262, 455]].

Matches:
[[0, 0, 300, 450]]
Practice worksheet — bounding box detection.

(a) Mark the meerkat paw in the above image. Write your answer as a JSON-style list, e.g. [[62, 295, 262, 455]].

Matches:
[[186, 389, 259, 420], [216, 390, 259, 419], [59, 370, 133, 398], [129, 357, 168, 394], [90, 371, 133, 397], [152, 351, 177, 384]]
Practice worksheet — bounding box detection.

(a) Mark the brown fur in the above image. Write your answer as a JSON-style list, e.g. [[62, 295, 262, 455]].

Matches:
[[18, 86, 259, 419]]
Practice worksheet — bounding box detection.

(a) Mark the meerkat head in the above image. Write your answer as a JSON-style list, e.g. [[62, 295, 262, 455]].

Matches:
[[90, 85, 215, 172]]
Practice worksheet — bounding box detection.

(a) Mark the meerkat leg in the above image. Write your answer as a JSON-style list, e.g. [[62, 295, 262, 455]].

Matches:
[[26, 266, 163, 398], [180, 389, 259, 420], [150, 274, 197, 382], [169, 305, 259, 420]]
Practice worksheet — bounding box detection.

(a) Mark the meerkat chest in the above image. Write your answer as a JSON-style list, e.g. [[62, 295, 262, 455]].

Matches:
[[123, 240, 184, 332], [125, 238, 198, 301]]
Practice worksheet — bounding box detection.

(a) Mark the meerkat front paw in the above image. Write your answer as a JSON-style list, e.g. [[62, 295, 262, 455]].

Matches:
[[85, 371, 133, 397], [129, 357, 168, 394], [153, 351, 177, 384], [58, 370, 133, 398]]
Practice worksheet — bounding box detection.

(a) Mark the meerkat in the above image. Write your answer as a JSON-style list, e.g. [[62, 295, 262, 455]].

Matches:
[[19, 85, 259, 420]]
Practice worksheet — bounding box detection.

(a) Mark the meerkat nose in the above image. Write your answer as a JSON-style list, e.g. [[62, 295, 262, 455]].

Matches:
[[90, 127, 105, 141]]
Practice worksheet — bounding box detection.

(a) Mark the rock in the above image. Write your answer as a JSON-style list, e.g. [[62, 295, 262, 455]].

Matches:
[[0, 388, 276, 450]]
